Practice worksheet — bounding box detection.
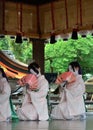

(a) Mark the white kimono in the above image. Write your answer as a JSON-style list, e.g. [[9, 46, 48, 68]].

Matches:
[[51, 75, 86, 120], [0, 78, 11, 122], [17, 75, 49, 121]]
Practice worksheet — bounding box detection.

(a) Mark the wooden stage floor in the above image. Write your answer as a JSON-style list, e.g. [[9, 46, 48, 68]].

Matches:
[[0, 114, 93, 130]]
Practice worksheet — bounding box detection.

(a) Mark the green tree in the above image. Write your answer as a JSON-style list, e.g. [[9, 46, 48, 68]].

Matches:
[[0, 38, 9, 50], [9, 40, 32, 64], [0, 36, 33, 64], [45, 35, 93, 75]]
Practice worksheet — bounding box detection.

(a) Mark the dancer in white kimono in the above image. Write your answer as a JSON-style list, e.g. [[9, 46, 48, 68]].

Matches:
[[0, 68, 11, 122], [17, 61, 49, 121], [51, 61, 86, 120]]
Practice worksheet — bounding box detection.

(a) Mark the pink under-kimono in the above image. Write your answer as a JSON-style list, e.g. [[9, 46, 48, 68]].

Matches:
[[51, 74, 86, 120], [0, 78, 11, 122], [17, 75, 49, 121]]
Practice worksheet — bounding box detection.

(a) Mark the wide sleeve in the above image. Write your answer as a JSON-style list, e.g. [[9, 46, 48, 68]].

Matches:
[[28, 76, 49, 100], [0, 78, 11, 104], [67, 75, 85, 97]]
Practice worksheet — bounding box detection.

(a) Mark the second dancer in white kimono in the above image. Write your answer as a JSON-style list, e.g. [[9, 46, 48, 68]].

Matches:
[[51, 61, 86, 120], [17, 61, 49, 121]]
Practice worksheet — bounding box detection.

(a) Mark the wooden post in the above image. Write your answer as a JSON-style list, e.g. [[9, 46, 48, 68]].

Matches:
[[31, 38, 45, 74]]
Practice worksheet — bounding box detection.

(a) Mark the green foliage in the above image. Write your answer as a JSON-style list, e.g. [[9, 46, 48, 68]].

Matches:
[[45, 35, 93, 75], [9, 40, 32, 64], [0, 36, 32, 64], [0, 38, 9, 49]]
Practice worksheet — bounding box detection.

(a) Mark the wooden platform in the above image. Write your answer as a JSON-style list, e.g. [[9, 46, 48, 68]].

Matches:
[[0, 115, 93, 130]]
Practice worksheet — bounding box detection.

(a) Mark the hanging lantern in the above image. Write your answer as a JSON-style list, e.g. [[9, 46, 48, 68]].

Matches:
[[50, 2, 57, 44], [15, 3, 22, 43], [50, 33, 57, 44], [71, 28, 78, 40], [15, 32, 22, 43], [71, 0, 79, 40]]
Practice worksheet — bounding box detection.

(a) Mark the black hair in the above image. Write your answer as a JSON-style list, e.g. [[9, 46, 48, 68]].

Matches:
[[69, 61, 82, 74], [28, 62, 40, 74], [0, 68, 8, 80]]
